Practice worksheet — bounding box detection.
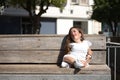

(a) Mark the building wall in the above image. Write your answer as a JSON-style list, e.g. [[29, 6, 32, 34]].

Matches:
[[40, 0, 101, 35], [57, 19, 73, 34]]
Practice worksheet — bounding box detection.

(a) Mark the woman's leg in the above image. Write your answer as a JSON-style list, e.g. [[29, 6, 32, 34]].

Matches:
[[63, 55, 84, 69], [63, 55, 75, 64]]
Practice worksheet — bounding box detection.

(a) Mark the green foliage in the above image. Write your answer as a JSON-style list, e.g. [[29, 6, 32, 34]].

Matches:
[[91, 0, 120, 36], [92, 0, 120, 22], [51, 0, 66, 8]]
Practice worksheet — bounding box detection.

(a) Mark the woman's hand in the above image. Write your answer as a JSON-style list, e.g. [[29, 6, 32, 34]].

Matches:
[[80, 60, 88, 67]]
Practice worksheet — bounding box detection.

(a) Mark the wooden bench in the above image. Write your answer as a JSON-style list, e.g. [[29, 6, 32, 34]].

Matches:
[[0, 34, 111, 80]]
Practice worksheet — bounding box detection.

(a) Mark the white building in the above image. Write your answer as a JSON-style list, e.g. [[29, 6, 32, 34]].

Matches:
[[40, 0, 101, 34], [0, 0, 101, 34]]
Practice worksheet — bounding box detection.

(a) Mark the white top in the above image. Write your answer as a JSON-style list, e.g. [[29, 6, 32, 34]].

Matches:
[[69, 40, 92, 60]]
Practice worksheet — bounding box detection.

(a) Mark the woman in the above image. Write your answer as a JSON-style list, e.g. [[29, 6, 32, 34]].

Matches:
[[61, 26, 93, 69]]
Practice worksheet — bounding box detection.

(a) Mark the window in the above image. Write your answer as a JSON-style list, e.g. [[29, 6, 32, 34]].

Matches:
[[21, 17, 32, 34], [70, 0, 88, 5], [73, 21, 81, 27], [79, 0, 88, 5], [73, 21, 88, 34], [71, 0, 79, 5], [40, 18, 56, 34]]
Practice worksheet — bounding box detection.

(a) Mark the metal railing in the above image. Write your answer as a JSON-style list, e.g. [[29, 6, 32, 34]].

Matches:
[[106, 41, 120, 80]]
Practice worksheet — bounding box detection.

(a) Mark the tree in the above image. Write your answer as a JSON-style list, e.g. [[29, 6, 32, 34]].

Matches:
[[4, 0, 67, 34], [91, 0, 120, 36]]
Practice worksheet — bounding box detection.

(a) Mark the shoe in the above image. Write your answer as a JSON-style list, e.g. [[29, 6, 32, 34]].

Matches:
[[61, 61, 70, 68], [74, 59, 84, 69]]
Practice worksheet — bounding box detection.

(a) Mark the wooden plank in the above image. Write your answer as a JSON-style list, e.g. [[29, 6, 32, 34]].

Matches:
[[0, 51, 106, 64], [85, 35, 106, 49], [0, 37, 63, 50], [91, 51, 106, 64], [0, 64, 110, 74], [0, 35, 106, 50]]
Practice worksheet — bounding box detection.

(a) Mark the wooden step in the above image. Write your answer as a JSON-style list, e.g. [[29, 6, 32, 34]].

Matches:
[[0, 64, 110, 75]]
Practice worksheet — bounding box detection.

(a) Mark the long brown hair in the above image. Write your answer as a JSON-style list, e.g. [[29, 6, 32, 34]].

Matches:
[[64, 26, 85, 54]]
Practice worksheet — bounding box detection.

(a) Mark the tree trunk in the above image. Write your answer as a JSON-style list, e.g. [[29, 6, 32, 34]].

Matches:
[[108, 21, 117, 36], [32, 15, 41, 34]]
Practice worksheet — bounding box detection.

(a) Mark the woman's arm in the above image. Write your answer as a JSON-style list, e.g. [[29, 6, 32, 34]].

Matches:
[[86, 48, 93, 63], [81, 48, 93, 67]]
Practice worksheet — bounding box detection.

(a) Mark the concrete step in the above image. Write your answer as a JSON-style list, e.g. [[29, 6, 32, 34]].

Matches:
[[0, 74, 111, 80]]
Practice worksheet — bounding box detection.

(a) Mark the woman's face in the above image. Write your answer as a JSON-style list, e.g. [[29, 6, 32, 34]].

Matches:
[[70, 28, 81, 41]]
